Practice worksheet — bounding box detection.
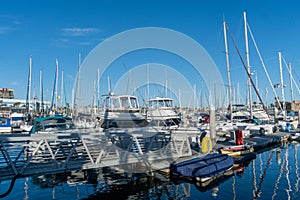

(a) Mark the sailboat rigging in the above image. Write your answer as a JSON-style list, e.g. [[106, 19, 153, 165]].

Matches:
[[226, 25, 270, 119]]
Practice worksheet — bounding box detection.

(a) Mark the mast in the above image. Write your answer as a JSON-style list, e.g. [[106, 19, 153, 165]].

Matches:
[[178, 89, 181, 109], [223, 21, 232, 121], [246, 21, 283, 112], [265, 87, 268, 108], [72, 53, 81, 118], [108, 76, 111, 94], [60, 70, 64, 109], [278, 52, 285, 114], [92, 79, 96, 114], [194, 84, 197, 111], [97, 68, 100, 108], [147, 64, 150, 100], [243, 11, 253, 119], [26, 57, 32, 115], [39, 70, 43, 115], [226, 24, 270, 119], [255, 71, 259, 103], [282, 55, 300, 103], [55, 59, 59, 111], [289, 62, 294, 111]]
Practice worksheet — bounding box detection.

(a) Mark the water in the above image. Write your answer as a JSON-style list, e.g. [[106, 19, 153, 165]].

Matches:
[[1, 141, 299, 200]]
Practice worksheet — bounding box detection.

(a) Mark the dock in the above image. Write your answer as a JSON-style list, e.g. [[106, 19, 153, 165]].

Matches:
[[0, 128, 299, 182], [0, 129, 192, 181]]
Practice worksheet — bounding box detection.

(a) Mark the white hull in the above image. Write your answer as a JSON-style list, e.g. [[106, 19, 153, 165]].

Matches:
[[0, 127, 11, 133]]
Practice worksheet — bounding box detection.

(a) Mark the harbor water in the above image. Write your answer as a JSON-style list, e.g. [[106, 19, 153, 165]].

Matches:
[[0, 141, 299, 200]]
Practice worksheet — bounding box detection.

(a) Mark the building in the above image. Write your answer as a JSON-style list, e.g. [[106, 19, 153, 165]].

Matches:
[[0, 88, 14, 99]]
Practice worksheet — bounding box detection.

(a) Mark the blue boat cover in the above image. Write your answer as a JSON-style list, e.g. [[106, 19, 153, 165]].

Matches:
[[0, 117, 11, 128], [171, 153, 234, 179]]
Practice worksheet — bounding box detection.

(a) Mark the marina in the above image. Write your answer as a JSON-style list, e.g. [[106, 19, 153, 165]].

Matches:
[[0, 136, 299, 199], [2, 1, 300, 199]]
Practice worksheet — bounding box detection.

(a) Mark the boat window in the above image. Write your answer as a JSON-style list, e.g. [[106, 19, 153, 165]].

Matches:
[[0, 119, 7, 125], [158, 100, 165, 107], [104, 97, 111, 109], [165, 100, 172, 107], [11, 117, 26, 121], [120, 97, 130, 108], [112, 97, 121, 109], [149, 101, 156, 108], [130, 97, 138, 109]]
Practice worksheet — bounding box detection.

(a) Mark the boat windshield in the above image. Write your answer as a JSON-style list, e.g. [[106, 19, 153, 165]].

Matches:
[[0, 118, 8, 125], [149, 99, 173, 108], [35, 118, 76, 132], [103, 95, 139, 110], [120, 96, 130, 108], [164, 100, 173, 107]]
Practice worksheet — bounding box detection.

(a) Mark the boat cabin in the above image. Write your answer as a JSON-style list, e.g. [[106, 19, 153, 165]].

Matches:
[[103, 94, 139, 112], [30, 116, 76, 134], [146, 97, 181, 127], [99, 94, 149, 129]]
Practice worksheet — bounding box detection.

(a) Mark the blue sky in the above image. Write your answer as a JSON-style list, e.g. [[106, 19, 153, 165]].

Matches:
[[0, 0, 299, 108]]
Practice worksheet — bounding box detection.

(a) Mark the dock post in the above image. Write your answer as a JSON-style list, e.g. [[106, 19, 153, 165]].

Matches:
[[209, 105, 216, 147], [298, 111, 300, 128]]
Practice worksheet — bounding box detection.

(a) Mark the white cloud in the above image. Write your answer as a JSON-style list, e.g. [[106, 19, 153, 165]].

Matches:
[[61, 27, 100, 37], [10, 81, 19, 86], [50, 38, 71, 48], [0, 26, 12, 34]]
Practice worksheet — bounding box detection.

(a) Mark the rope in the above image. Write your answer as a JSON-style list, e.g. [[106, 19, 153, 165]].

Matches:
[[0, 174, 22, 198]]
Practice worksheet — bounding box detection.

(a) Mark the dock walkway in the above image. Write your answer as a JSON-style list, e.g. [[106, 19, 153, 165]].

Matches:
[[0, 130, 194, 181]]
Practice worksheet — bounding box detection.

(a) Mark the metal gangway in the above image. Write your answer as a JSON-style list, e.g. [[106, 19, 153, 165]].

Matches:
[[0, 128, 199, 182]]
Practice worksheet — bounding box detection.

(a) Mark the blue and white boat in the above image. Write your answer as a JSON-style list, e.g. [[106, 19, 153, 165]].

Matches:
[[29, 115, 76, 134], [170, 153, 234, 182], [10, 112, 26, 132], [0, 117, 12, 133]]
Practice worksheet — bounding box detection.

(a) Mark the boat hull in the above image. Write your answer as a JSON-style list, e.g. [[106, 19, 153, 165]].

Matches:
[[170, 153, 234, 182]]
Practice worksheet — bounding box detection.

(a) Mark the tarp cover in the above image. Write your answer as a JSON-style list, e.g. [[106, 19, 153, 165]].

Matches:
[[171, 153, 234, 179]]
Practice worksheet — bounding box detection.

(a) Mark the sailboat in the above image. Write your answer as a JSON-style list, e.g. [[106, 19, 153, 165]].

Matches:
[[275, 53, 298, 131], [216, 13, 278, 137]]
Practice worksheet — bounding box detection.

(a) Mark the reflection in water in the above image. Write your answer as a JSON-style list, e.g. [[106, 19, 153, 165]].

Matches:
[[253, 150, 274, 199], [232, 176, 236, 200], [23, 177, 28, 200], [2, 142, 300, 199], [272, 148, 285, 200], [252, 159, 257, 197], [285, 145, 291, 199], [294, 144, 299, 195], [211, 186, 219, 197]]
